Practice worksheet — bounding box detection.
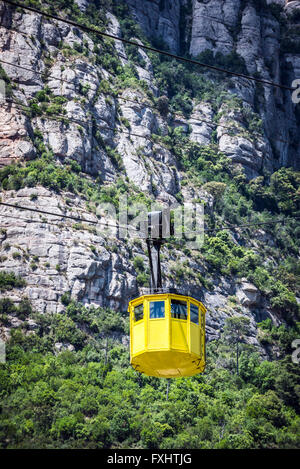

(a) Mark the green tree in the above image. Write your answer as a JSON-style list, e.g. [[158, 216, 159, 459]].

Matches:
[[223, 316, 250, 375]]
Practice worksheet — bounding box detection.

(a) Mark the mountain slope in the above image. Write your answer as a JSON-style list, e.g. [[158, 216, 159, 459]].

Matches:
[[0, 0, 299, 449]]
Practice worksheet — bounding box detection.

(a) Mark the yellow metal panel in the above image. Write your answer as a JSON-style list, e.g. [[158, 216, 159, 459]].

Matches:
[[187, 301, 191, 353], [167, 297, 171, 350], [131, 350, 204, 378], [190, 322, 200, 355], [144, 299, 148, 352], [129, 303, 133, 359], [201, 311, 206, 360], [129, 293, 206, 378], [148, 319, 168, 350], [132, 321, 145, 355], [171, 319, 188, 351]]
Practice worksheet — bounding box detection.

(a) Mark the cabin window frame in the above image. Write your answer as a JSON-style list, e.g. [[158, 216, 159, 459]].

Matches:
[[190, 302, 199, 325], [133, 302, 144, 323], [171, 298, 188, 320], [149, 300, 165, 319]]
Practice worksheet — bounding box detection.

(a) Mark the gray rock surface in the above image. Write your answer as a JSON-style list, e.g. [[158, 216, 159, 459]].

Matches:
[[187, 0, 300, 172], [0, 1, 299, 347], [236, 280, 261, 307], [124, 0, 182, 53]]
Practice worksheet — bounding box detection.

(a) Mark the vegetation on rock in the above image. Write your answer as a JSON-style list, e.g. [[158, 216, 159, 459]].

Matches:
[[0, 0, 299, 450]]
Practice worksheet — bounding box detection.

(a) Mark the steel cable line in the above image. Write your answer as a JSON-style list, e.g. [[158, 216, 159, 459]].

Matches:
[[0, 59, 258, 126], [0, 10, 265, 43], [2, 8, 298, 62], [0, 98, 254, 141], [187, 217, 300, 236], [0, 54, 297, 143], [138, 215, 300, 236], [0, 212, 129, 238], [16, 96, 156, 148], [0, 201, 97, 224], [0, 2, 298, 146], [0, 212, 152, 241], [0, 95, 245, 134], [0, 201, 139, 232], [0, 211, 74, 228], [0, 201, 299, 238], [0, 210, 290, 239], [2, 97, 156, 139], [1, 55, 299, 131], [1, 19, 298, 118], [1, 45, 298, 131], [0, 211, 145, 240], [0, 204, 160, 239], [1, 95, 294, 147], [0, 0, 295, 92], [0, 157, 297, 238], [0, 213, 132, 250], [0, 57, 99, 90]]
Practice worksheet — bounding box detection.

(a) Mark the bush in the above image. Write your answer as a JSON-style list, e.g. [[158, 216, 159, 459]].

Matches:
[[61, 291, 71, 306], [156, 95, 169, 116], [0, 65, 13, 97], [270, 282, 299, 318], [27, 87, 67, 118], [0, 297, 32, 320], [136, 272, 149, 286], [133, 256, 144, 271], [12, 251, 22, 259], [202, 182, 227, 200], [52, 314, 86, 349], [0, 271, 26, 291]]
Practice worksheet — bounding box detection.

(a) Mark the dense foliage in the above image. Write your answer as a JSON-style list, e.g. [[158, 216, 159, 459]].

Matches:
[[0, 149, 151, 211], [0, 302, 299, 449], [0, 272, 26, 292], [0, 0, 299, 450]]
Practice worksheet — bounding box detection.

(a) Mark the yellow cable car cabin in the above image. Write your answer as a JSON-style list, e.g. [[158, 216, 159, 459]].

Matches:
[[128, 209, 207, 378], [129, 292, 206, 378]]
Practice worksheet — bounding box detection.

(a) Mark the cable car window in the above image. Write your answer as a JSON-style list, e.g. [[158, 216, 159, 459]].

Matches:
[[190, 303, 199, 324], [134, 303, 144, 322], [150, 301, 165, 319], [171, 299, 187, 320]]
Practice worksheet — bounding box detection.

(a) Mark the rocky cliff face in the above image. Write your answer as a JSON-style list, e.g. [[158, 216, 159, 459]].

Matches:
[[190, 0, 299, 170], [123, 0, 182, 53], [123, 0, 300, 174], [0, 0, 299, 348]]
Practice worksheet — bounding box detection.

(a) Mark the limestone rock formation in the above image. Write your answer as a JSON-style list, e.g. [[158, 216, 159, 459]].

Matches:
[[0, 0, 299, 346], [124, 0, 182, 53]]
